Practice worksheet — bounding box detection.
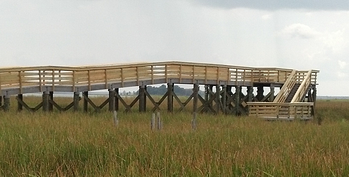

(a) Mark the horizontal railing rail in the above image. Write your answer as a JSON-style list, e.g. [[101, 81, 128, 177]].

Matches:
[[0, 61, 319, 95], [247, 102, 314, 119]]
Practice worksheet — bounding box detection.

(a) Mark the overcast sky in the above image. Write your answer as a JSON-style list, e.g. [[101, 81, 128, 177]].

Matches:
[[1, 0, 349, 96]]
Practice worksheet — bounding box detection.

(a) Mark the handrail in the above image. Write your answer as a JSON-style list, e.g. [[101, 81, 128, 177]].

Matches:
[[291, 70, 312, 102], [0, 61, 319, 95], [273, 70, 297, 103]]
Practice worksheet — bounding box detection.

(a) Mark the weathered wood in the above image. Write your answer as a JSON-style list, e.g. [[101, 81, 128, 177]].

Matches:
[[222, 85, 227, 114], [17, 94, 23, 111], [216, 85, 220, 114], [235, 86, 241, 115], [256, 86, 264, 101], [139, 86, 146, 112], [83, 91, 88, 112], [42, 91, 50, 112], [115, 88, 119, 111], [0, 61, 319, 116], [198, 93, 216, 113], [73, 92, 80, 111], [108, 89, 115, 112], [270, 84, 275, 102], [193, 83, 199, 114], [167, 83, 173, 112], [82, 92, 109, 112], [115, 92, 132, 112], [49, 91, 54, 111], [16, 96, 43, 112]]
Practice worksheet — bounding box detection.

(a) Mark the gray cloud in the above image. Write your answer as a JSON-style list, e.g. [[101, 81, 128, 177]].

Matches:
[[190, 0, 349, 11]]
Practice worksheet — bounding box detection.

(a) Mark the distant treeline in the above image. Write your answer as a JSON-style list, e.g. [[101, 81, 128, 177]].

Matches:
[[136, 84, 205, 96]]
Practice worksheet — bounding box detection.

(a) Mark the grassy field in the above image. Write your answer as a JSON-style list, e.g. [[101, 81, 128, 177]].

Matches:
[[0, 98, 349, 176]]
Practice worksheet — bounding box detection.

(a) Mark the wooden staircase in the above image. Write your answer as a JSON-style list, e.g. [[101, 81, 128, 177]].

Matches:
[[247, 70, 315, 120], [285, 84, 300, 103]]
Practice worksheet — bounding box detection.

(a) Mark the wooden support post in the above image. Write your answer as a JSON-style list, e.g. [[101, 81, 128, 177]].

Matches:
[[167, 83, 173, 112], [204, 85, 209, 102], [216, 85, 220, 114], [193, 83, 199, 114], [307, 87, 312, 102], [73, 92, 80, 111], [235, 86, 241, 116], [3, 95, 10, 112], [108, 89, 116, 112], [209, 85, 214, 109], [247, 86, 253, 102], [42, 91, 50, 112], [115, 88, 119, 111], [49, 91, 54, 111], [83, 91, 88, 112], [312, 86, 317, 116], [139, 85, 146, 112], [256, 85, 264, 101], [17, 94, 23, 111], [270, 84, 275, 102], [222, 85, 227, 114], [144, 86, 147, 110], [202, 85, 209, 113]]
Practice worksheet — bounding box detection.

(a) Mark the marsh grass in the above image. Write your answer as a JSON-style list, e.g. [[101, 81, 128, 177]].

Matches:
[[0, 99, 349, 176]]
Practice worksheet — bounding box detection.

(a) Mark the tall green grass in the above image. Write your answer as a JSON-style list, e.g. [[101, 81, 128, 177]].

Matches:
[[0, 99, 349, 176]]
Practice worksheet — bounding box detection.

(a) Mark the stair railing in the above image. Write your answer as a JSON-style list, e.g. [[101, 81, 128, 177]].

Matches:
[[291, 70, 312, 103], [273, 70, 297, 103]]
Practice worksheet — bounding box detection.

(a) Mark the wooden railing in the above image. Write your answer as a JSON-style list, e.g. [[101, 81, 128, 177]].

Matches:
[[247, 69, 317, 119], [0, 61, 319, 95], [273, 70, 297, 103], [291, 70, 312, 102], [248, 102, 314, 120]]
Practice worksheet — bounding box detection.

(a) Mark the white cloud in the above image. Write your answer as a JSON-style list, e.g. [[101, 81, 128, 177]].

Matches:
[[338, 60, 347, 69], [337, 71, 348, 78], [261, 13, 272, 20], [320, 29, 347, 54], [279, 23, 322, 39]]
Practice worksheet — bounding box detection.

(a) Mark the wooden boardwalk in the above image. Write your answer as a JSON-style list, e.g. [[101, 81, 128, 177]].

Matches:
[[0, 61, 319, 118]]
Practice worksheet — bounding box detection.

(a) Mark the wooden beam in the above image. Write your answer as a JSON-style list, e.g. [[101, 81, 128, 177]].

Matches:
[[17, 94, 23, 111], [167, 83, 173, 112]]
